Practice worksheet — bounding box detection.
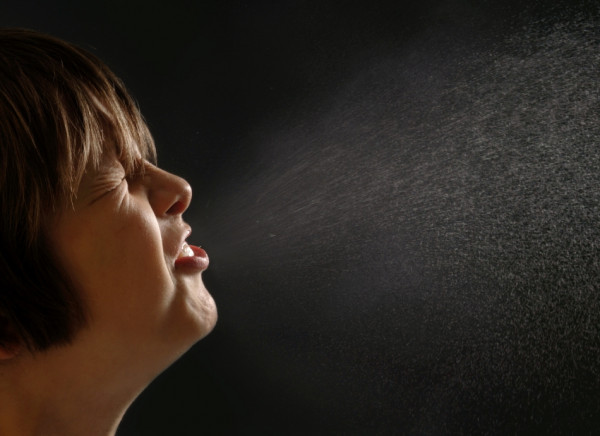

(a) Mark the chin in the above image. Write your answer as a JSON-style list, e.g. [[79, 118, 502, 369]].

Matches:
[[191, 294, 218, 341], [173, 283, 217, 345]]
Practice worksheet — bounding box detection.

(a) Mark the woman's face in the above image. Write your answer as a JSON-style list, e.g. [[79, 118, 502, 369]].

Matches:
[[49, 149, 217, 370]]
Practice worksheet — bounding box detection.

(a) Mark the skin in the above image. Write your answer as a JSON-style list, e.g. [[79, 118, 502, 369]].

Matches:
[[0, 149, 217, 436]]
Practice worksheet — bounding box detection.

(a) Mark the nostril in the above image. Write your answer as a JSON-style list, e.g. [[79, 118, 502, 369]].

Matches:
[[166, 200, 188, 216]]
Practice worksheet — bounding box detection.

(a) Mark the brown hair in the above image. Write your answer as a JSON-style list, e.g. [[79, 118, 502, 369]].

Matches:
[[0, 28, 156, 350]]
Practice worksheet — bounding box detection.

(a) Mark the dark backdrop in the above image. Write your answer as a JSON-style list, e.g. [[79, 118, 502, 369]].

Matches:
[[4, 1, 600, 434]]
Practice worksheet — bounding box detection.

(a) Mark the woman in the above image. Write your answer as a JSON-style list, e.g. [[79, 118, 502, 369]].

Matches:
[[0, 28, 217, 435]]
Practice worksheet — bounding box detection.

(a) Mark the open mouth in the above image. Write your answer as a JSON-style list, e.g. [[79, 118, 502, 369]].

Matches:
[[174, 242, 209, 271], [177, 241, 195, 259]]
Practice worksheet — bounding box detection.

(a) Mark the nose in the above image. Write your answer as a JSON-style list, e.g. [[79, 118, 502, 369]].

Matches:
[[144, 164, 192, 217]]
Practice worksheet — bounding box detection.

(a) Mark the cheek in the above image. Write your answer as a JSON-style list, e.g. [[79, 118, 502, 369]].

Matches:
[[94, 220, 172, 317], [98, 218, 166, 289], [52, 206, 173, 322]]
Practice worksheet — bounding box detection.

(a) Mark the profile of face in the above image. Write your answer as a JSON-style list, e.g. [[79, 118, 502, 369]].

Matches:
[[0, 28, 220, 436], [49, 148, 217, 374]]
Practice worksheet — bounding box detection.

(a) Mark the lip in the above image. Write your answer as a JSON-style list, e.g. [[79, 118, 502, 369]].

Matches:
[[174, 244, 209, 272]]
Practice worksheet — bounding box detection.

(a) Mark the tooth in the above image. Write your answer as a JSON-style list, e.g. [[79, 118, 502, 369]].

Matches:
[[178, 242, 194, 259]]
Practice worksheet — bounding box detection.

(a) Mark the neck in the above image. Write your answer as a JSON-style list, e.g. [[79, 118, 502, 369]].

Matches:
[[0, 342, 152, 436]]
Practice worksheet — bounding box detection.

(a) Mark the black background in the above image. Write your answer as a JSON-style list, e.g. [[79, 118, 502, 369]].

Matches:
[[4, 1, 600, 434]]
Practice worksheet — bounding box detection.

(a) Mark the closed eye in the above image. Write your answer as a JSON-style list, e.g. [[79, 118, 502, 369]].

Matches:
[[108, 175, 127, 191], [87, 175, 127, 206]]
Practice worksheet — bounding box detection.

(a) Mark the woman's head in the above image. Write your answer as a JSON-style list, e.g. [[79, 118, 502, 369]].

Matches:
[[0, 28, 215, 355]]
